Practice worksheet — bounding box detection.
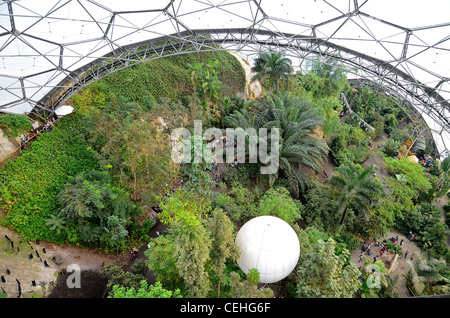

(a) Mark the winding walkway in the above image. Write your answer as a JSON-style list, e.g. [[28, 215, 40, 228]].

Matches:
[[349, 229, 421, 297]]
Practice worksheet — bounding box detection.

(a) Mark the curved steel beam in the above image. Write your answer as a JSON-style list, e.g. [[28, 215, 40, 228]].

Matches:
[[31, 28, 449, 155]]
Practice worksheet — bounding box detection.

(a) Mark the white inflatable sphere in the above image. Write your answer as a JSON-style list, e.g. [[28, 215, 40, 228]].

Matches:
[[235, 215, 300, 284]]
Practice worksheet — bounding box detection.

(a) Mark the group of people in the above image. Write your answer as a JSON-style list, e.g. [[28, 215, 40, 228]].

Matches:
[[418, 155, 433, 167], [129, 248, 139, 263], [208, 162, 225, 186], [208, 137, 238, 187], [19, 118, 54, 150], [358, 232, 414, 264], [358, 236, 385, 264]]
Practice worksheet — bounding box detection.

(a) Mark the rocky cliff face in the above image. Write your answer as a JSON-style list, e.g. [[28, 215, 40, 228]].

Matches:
[[0, 129, 22, 164], [229, 51, 263, 100]]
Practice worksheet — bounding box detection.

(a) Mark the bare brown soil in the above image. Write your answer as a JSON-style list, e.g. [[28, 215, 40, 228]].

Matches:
[[0, 226, 128, 298]]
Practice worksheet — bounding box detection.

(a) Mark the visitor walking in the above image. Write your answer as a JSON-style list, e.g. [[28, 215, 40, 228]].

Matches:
[[404, 249, 410, 258]]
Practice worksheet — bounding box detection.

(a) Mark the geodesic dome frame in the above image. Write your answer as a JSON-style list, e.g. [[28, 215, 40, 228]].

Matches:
[[0, 0, 449, 157]]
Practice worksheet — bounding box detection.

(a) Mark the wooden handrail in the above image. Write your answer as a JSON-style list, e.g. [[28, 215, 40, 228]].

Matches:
[[340, 92, 375, 131]]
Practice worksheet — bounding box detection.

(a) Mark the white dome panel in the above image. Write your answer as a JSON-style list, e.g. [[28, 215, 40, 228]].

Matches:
[[0, 0, 448, 157]]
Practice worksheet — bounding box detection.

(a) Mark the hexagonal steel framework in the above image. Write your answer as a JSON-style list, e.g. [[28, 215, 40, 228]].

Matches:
[[0, 0, 449, 157]]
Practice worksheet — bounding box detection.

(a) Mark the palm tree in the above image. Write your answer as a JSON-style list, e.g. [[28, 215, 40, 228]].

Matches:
[[224, 92, 329, 197], [260, 92, 329, 195], [427, 156, 450, 201], [187, 59, 223, 118], [406, 251, 450, 296], [251, 49, 293, 93], [379, 274, 399, 298], [327, 163, 383, 229]]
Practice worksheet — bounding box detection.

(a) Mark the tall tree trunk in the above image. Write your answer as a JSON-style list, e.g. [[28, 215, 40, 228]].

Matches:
[[340, 204, 349, 226]]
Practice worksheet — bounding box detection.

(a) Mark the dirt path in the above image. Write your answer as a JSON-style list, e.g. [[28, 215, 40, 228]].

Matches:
[[361, 131, 389, 176], [0, 226, 127, 298], [321, 130, 428, 297], [123, 218, 167, 281], [346, 131, 450, 297]]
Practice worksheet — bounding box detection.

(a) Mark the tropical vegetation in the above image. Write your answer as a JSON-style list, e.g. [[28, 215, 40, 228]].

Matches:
[[0, 49, 448, 299]]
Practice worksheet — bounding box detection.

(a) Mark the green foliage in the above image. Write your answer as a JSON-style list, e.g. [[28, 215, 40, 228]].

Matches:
[[55, 169, 139, 250], [45, 214, 66, 234], [99, 51, 245, 107], [383, 113, 398, 135], [298, 226, 353, 257], [229, 269, 274, 298], [390, 128, 411, 144], [328, 123, 372, 166], [70, 81, 108, 115], [369, 194, 403, 236], [383, 156, 432, 197], [179, 135, 215, 187], [291, 59, 349, 141], [225, 91, 329, 197], [221, 95, 247, 118], [251, 49, 293, 93], [256, 186, 302, 224], [0, 114, 99, 242], [149, 188, 239, 298], [347, 86, 405, 137], [171, 216, 211, 298], [329, 130, 347, 165], [429, 156, 450, 200], [302, 185, 339, 231], [187, 59, 223, 120], [396, 203, 449, 255], [206, 208, 239, 296], [146, 188, 243, 298], [405, 251, 450, 296], [300, 58, 350, 99], [213, 182, 258, 222], [91, 98, 178, 206], [221, 163, 259, 189], [385, 240, 402, 255], [103, 264, 147, 293], [328, 163, 383, 229], [145, 235, 182, 290], [159, 187, 211, 227], [359, 259, 398, 298], [109, 280, 182, 298], [0, 112, 32, 138], [295, 238, 361, 297], [383, 139, 402, 157]]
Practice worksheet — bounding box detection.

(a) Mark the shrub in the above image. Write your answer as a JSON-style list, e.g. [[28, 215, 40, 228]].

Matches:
[[99, 51, 246, 107], [396, 203, 449, 255], [0, 113, 99, 242], [383, 156, 432, 197], [256, 186, 302, 224], [55, 169, 140, 251], [385, 241, 402, 255], [329, 131, 347, 165], [383, 139, 401, 157], [383, 113, 398, 135], [0, 113, 32, 138], [222, 163, 259, 188]]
